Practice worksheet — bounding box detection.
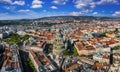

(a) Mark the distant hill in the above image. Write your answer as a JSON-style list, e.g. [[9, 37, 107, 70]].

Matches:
[[36, 16, 119, 21], [0, 20, 32, 26], [0, 16, 120, 26]]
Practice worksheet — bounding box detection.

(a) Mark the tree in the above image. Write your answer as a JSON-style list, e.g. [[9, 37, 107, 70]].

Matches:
[[113, 46, 120, 50]]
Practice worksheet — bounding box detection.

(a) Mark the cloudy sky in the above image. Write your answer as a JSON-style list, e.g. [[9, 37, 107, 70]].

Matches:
[[0, 0, 120, 20]]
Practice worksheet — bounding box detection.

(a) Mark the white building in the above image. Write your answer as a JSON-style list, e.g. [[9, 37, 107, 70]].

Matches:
[[17, 31, 26, 36]]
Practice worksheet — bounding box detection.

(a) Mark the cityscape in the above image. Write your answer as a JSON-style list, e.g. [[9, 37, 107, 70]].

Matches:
[[0, 0, 120, 72]]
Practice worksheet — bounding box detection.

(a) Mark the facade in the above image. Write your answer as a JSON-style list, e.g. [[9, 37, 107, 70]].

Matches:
[[0, 32, 9, 39]]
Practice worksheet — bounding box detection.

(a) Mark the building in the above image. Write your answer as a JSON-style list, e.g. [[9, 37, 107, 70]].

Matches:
[[30, 41, 46, 52], [0, 45, 22, 72], [0, 32, 9, 39], [74, 41, 95, 55], [29, 50, 57, 72]]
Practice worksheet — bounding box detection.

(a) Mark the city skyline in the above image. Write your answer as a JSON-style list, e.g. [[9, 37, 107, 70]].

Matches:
[[0, 0, 120, 20], [0, 2, 120, 71]]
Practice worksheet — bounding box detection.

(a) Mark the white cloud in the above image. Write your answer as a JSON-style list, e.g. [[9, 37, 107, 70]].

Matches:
[[70, 9, 91, 16], [73, 0, 119, 10], [0, 11, 42, 20], [4, 6, 10, 10], [82, 9, 92, 13], [97, 0, 118, 5], [73, 0, 95, 9], [0, 0, 12, 4], [4, 6, 16, 11], [0, 12, 8, 16], [112, 11, 120, 16], [31, 4, 42, 8], [72, 0, 95, 14], [75, 3, 86, 9], [70, 11, 82, 16], [93, 12, 98, 15], [52, 0, 68, 5], [12, 1, 25, 6], [50, 6, 58, 9], [18, 9, 30, 13], [31, 0, 43, 8], [0, 0, 25, 5], [90, 2, 96, 8]]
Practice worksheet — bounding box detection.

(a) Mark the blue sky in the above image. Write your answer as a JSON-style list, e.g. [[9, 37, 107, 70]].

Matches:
[[0, 0, 120, 20]]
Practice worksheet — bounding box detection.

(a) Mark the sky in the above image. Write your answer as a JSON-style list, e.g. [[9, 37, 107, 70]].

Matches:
[[0, 0, 120, 20]]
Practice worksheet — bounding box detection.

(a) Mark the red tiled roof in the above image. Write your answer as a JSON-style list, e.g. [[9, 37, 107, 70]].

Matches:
[[30, 50, 42, 66], [75, 41, 95, 51], [65, 63, 79, 72], [102, 55, 109, 59]]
